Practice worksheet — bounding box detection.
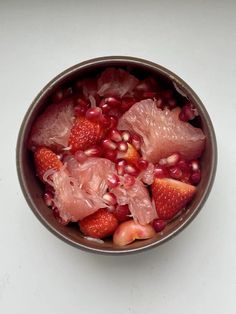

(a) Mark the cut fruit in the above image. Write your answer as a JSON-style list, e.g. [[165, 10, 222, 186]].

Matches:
[[29, 99, 74, 151], [118, 99, 205, 163]]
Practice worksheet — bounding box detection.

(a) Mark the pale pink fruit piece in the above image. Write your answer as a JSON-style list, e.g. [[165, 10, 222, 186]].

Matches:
[[138, 162, 155, 185], [65, 155, 115, 197], [47, 167, 107, 222], [29, 98, 74, 150], [113, 220, 155, 246], [112, 179, 157, 225], [118, 99, 205, 163], [97, 68, 139, 98]]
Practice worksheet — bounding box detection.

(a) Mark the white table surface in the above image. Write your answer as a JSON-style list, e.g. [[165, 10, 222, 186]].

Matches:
[[1, 1, 235, 313]]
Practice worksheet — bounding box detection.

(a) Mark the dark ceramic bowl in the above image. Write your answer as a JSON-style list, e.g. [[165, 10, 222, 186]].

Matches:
[[16, 56, 217, 254]]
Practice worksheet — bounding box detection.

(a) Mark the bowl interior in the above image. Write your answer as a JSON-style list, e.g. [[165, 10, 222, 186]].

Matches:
[[17, 57, 217, 254]]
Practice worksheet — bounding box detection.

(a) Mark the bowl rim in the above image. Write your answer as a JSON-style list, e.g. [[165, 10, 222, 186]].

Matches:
[[16, 56, 217, 254]]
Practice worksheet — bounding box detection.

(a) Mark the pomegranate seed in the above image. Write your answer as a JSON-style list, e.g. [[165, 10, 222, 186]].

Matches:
[[52, 89, 64, 103], [105, 97, 121, 107], [102, 139, 117, 151], [124, 174, 136, 187], [156, 98, 164, 109], [117, 141, 128, 152], [121, 130, 131, 142], [190, 160, 200, 172], [63, 87, 73, 98], [190, 171, 201, 185], [152, 219, 166, 232], [116, 159, 126, 176], [104, 150, 117, 162], [102, 192, 117, 205], [109, 116, 118, 129], [177, 159, 191, 172], [143, 91, 157, 98], [131, 134, 142, 150], [124, 164, 139, 176], [169, 166, 183, 179], [162, 90, 173, 100], [99, 99, 110, 113], [159, 158, 167, 166], [168, 99, 177, 109], [74, 151, 87, 163], [99, 114, 111, 127], [113, 205, 131, 222], [179, 104, 196, 121], [154, 166, 167, 178], [75, 106, 86, 116], [75, 97, 89, 108], [85, 107, 102, 120], [166, 153, 181, 166], [121, 97, 136, 111], [84, 146, 102, 157], [44, 192, 54, 207], [109, 129, 122, 142], [137, 158, 148, 170], [107, 174, 120, 188]]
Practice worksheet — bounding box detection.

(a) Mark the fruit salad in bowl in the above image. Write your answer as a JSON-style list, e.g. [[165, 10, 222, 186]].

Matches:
[[17, 57, 217, 254]]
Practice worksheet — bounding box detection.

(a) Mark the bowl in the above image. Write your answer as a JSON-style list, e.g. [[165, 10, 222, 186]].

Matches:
[[16, 56, 217, 254]]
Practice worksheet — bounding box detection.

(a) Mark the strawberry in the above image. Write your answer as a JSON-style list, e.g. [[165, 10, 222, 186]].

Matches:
[[34, 147, 62, 181], [79, 208, 119, 239], [68, 116, 103, 153], [117, 143, 139, 165], [152, 178, 196, 220]]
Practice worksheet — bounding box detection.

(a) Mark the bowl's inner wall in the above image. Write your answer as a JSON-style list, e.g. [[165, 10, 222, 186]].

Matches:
[[18, 59, 216, 253]]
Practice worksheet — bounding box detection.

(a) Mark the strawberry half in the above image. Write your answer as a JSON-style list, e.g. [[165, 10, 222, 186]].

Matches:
[[79, 208, 118, 239], [68, 116, 103, 153], [34, 147, 62, 181], [152, 178, 196, 220]]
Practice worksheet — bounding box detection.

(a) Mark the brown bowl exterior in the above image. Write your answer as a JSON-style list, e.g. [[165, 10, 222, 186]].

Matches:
[[16, 56, 217, 254]]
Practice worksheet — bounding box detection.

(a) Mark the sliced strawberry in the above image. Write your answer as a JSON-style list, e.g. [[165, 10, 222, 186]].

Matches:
[[68, 116, 104, 153], [34, 147, 62, 181], [152, 178, 196, 220], [117, 143, 139, 165], [79, 208, 118, 239]]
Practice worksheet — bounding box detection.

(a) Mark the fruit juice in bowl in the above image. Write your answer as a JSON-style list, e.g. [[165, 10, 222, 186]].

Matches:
[[17, 57, 217, 254]]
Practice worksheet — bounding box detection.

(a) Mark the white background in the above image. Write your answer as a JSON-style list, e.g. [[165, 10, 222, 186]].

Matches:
[[0, 1, 235, 313]]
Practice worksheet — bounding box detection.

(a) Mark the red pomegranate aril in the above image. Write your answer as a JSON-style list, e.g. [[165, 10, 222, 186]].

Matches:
[[109, 116, 118, 129], [102, 192, 117, 206], [121, 97, 136, 111], [169, 166, 183, 179], [84, 146, 102, 157], [124, 164, 139, 176], [105, 97, 121, 107], [137, 158, 149, 170], [107, 174, 120, 188], [131, 134, 142, 151], [179, 104, 196, 122], [74, 106, 86, 117], [156, 98, 164, 109], [116, 159, 126, 176], [121, 130, 131, 142], [109, 129, 122, 142], [190, 171, 201, 185], [177, 159, 191, 172], [113, 204, 131, 222], [154, 166, 166, 178], [74, 151, 87, 163], [143, 91, 157, 98], [166, 153, 181, 166], [168, 99, 177, 109], [44, 192, 54, 207], [99, 114, 111, 127], [117, 141, 128, 152], [99, 99, 110, 113], [152, 219, 166, 233], [124, 174, 136, 187], [104, 150, 117, 162], [190, 160, 200, 172], [52, 89, 64, 103], [102, 139, 117, 151], [85, 107, 102, 120]]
